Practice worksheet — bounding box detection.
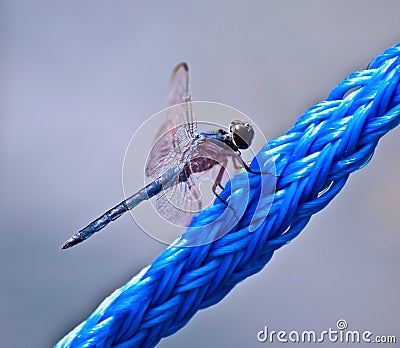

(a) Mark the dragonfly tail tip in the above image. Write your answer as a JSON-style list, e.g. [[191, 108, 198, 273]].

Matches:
[[60, 237, 78, 250]]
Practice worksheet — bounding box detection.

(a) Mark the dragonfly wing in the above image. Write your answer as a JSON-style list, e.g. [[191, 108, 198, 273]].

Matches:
[[167, 63, 196, 138], [145, 123, 178, 178], [145, 63, 196, 178], [155, 175, 201, 227], [167, 63, 190, 107]]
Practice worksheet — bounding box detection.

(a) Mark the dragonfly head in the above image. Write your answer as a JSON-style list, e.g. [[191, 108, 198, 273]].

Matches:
[[229, 120, 255, 149]]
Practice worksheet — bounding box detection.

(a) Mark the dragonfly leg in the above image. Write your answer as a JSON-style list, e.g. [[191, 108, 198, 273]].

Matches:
[[212, 164, 240, 221], [213, 160, 227, 194], [212, 184, 240, 221], [235, 153, 277, 176], [188, 177, 202, 210]]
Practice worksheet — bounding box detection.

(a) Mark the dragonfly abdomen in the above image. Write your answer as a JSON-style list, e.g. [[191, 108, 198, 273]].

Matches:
[[60, 201, 130, 249], [61, 166, 182, 249]]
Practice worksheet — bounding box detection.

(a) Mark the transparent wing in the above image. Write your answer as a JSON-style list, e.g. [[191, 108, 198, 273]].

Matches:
[[155, 175, 202, 227], [167, 62, 196, 138], [144, 127, 186, 180], [145, 63, 196, 178]]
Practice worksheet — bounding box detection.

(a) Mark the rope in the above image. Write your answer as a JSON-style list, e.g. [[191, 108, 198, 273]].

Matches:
[[55, 43, 400, 348]]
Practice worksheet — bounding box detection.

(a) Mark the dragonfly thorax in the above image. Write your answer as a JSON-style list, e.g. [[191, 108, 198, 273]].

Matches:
[[178, 157, 220, 184]]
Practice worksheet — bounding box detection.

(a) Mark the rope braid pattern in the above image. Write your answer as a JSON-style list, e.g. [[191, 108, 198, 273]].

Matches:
[[55, 43, 400, 347]]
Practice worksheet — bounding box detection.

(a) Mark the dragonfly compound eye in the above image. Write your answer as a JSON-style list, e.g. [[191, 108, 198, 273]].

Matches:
[[230, 120, 255, 149]]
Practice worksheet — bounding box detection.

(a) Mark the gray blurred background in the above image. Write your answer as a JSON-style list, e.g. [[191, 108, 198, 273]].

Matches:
[[1, 1, 399, 347]]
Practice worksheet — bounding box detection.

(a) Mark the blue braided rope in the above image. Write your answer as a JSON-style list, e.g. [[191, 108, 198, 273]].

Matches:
[[55, 43, 400, 348]]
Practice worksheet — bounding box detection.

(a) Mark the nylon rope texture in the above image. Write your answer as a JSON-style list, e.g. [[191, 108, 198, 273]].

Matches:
[[55, 43, 400, 348]]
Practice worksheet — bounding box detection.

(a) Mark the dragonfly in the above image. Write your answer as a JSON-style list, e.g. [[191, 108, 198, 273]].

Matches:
[[61, 62, 264, 249]]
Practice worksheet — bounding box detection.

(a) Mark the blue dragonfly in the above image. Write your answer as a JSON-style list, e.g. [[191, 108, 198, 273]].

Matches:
[[61, 63, 261, 249]]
